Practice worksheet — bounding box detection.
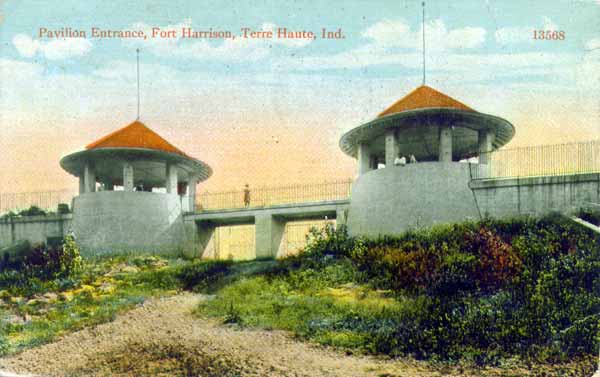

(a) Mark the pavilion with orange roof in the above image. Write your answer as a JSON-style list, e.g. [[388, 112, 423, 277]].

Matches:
[[59, 120, 212, 253], [61, 120, 211, 202], [340, 85, 515, 174], [340, 85, 516, 237]]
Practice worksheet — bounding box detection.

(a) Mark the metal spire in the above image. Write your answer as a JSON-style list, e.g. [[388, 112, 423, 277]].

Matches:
[[136, 48, 140, 120], [422, 2, 426, 85]]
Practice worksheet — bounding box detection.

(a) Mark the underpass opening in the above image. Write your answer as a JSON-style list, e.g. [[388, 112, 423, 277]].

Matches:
[[279, 219, 336, 259]]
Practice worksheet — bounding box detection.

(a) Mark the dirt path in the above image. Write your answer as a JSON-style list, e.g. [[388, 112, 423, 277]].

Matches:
[[0, 293, 549, 376]]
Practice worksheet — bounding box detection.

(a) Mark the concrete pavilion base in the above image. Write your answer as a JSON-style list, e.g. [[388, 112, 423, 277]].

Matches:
[[346, 162, 481, 237], [71, 191, 186, 255]]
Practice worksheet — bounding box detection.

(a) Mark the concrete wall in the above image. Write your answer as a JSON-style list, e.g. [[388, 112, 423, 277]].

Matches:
[[471, 173, 600, 218], [0, 214, 72, 248], [347, 162, 600, 238], [4, 170, 596, 259], [71, 191, 185, 255], [347, 162, 480, 237]]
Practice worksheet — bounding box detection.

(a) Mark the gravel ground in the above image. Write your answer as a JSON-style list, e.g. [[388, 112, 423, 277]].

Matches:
[[0, 293, 583, 377]]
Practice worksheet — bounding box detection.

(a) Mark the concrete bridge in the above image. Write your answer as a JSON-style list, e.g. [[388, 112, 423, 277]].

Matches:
[[183, 199, 349, 259]]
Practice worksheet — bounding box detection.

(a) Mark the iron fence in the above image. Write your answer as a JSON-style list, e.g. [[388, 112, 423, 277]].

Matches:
[[472, 140, 600, 180], [0, 189, 76, 215], [197, 179, 353, 211]]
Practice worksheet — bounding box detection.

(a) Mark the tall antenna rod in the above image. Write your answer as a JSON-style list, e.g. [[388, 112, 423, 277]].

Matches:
[[136, 48, 140, 120], [422, 1, 426, 85]]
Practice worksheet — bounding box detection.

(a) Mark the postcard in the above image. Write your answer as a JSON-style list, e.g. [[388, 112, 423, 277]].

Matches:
[[0, 1, 599, 376]]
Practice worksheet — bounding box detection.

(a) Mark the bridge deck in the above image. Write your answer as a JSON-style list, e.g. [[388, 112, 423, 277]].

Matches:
[[184, 199, 350, 225]]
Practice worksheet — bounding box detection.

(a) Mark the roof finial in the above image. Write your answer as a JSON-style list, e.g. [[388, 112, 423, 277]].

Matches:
[[422, 1, 426, 86], [136, 48, 140, 120]]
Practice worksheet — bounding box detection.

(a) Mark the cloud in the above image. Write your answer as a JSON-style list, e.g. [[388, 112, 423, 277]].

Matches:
[[128, 20, 312, 62], [362, 19, 486, 50], [586, 38, 600, 50], [495, 16, 556, 45], [12, 34, 92, 60]]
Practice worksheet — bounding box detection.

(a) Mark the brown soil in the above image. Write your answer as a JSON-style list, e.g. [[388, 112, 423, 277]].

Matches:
[[0, 293, 593, 377]]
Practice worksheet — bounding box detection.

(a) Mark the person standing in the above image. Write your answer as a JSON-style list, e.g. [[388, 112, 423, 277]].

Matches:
[[243, 184, 251, 207]]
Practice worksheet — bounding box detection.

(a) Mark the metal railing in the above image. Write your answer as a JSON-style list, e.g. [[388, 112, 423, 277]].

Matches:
[[197, 179, 353, 211], [472, 140, 600, 180], [0, 189, 75, 215]]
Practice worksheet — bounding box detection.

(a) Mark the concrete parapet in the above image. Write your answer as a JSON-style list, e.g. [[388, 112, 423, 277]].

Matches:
[[347, 162, 480, 237], [71, 191, 184, 255]]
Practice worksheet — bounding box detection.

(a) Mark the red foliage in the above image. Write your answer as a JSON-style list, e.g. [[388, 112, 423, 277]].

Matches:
[[466, 228, 522, 290]]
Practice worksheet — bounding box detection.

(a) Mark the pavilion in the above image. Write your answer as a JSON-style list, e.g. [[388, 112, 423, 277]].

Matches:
[[60, 120, 212, 253], [340, 85, 515, 236]]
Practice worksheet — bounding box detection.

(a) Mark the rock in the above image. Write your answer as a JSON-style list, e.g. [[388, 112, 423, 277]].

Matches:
[[5, 314, 31, 325], [120, 266, 139, 274], [9, 296, 24, 305], [58, 292, 74, 302], [98, 283, 115, 294], [43, 292, 58, 302]]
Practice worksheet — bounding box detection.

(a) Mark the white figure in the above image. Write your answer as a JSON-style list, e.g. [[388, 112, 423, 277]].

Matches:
[[409, 154, 417, 164], [394, 155, 406, 166]]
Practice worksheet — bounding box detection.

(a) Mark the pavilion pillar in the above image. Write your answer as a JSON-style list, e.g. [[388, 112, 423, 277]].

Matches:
[[385, 129, 398, 167], [83, 162, 96, 193], [78, 176, 85, 195], [187, 176, 198, 212], [357, 143, 371, 176], [478, 129, 495, 165], [166, 163, 178, 194], [370, 155, 379, 170], [439, 126, 453, 162], [123, 162, 134, 191]]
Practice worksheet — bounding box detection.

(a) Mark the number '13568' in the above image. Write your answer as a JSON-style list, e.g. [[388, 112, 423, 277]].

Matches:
[[533, 30, 565, 40]]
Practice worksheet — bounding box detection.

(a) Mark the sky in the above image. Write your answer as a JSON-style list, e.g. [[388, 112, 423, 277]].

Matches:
[[0, 0, 599, 194]]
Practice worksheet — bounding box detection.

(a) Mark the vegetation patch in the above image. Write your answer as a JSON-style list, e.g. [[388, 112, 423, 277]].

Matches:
[[0, 239, 233, 356], [198, 214, 600, 373], [73, 341, 244, 377]]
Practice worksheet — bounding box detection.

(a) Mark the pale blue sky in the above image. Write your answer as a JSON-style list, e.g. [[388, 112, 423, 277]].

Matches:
[[0, 0, 598, 192]]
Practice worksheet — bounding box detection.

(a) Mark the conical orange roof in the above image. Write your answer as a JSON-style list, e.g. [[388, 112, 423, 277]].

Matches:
[[378, 85, 475, 118], [86, 120, 188, 157]]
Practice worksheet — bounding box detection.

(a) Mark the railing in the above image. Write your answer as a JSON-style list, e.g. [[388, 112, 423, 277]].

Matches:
[[197, 179, 353, 211], [472, 140, 600, 180], [0, 189, 76, 215]]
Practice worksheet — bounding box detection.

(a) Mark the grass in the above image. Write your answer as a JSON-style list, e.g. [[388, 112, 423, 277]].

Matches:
[[0, 213, 598, 376], [196, 215, 600, 374], [0, 254, 232, 356]]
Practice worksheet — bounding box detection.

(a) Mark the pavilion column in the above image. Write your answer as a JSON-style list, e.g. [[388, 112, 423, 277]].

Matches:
[[78, 176, 85, 195], [102, 181, 114, 191], [478, 129, 495, 165], [123, 162, 134, 191], [357, 143, 371, 176], [439, 125, 453, 162], [83, 162, 96, 193], [385, 129, 398, 167], [166, 163, 178, 194], [187, 176, 198, 212], [370, 155, 379, 170]]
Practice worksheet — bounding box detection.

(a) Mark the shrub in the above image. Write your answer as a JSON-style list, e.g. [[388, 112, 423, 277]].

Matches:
[[22, 234, 82, 280], [205, 214, 600, 364]]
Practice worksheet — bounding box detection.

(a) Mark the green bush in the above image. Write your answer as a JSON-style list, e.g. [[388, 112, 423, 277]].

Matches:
[[201, 214, 600, 366], [23, 234, 82, 280]]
